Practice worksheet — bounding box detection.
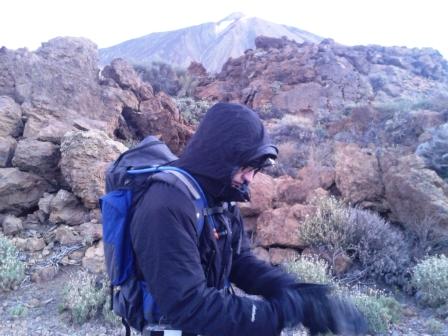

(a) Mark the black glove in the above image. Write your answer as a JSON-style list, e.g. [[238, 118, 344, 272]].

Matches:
[[293, 283, 368, 336], [269, 287, 305, 330]]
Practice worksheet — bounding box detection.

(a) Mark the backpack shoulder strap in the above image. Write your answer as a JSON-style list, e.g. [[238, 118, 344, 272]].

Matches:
[[148, 170, 208, 236]]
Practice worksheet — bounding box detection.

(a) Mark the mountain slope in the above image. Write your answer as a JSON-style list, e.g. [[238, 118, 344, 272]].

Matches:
[[99, 13, 322, 73]]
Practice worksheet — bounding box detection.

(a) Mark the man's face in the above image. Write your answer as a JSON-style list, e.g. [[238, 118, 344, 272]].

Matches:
[[231, 167, 257, 189]]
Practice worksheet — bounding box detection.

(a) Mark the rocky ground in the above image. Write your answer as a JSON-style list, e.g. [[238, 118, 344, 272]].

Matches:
[[0, 266, 447, 336]]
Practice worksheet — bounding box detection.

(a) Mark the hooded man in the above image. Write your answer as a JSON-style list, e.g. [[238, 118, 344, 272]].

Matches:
[[130, 103, 366, 336]]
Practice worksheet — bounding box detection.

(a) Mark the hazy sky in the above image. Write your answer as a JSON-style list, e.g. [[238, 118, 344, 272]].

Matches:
[[2, 0, 447, 59]]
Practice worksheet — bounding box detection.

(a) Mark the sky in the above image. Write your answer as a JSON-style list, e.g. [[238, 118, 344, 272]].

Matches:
[[1, 0, 447, 59]]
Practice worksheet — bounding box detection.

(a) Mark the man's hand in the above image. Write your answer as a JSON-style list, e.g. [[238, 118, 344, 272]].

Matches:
[[293, 283, 368, 335]]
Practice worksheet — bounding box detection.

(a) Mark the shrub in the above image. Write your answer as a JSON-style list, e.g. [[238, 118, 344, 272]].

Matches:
[[424, 318, 445, 335], [272, 114, 314, 142], [273, 141, 308, 177], [61, 271, 107, 324], [102, 294, 121, 326], [416, 123, 448, 180], [412, 255, 448, 308], [7, 303, 28, 319], [134, 62, 181, 96], [299, 197, 411, 285], [285, 255, 333, 284], [0, 234, 26, 291], [257, 103, 284, 120], [175, 97, 213, 124], [349, 287, 402, 334], [286, 254, 402, 335]]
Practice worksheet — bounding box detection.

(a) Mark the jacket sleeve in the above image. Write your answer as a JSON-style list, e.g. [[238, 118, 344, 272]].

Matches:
[[229, 206, 297, 298], [130, 182, 281, 336]]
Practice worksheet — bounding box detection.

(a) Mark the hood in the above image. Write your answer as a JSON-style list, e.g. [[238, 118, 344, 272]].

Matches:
[[175, 102, 277, 202]]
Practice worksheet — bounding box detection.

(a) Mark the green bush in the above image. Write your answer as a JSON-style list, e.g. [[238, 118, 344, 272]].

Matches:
[[134, 62, 181, 96], [299, 197, 411, 285], [0, 234, 26, 291], [285, 251, 403, 334], [175, 97, 213, 125], [286, 253, 402, 335], [424, 318, 445, 335], [285, 255, 333, 284], [416, 123, 448, 180], [412, 255, 448, 308], [102, 293, 121, 326], [61, 271, 107, 324], [349, 287, 402, 334], [7, 303, 28, 319]]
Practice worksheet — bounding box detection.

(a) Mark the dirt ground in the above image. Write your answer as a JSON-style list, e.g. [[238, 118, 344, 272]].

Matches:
[[0, 266, 447, 336]]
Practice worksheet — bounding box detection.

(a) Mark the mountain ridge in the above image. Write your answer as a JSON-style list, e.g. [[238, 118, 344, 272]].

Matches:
[[99, 13, 322, 73]]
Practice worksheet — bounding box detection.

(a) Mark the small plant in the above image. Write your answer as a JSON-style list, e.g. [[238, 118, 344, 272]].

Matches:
[[416, 123, 448, 180], [61, 271, 107, 324], [274, 141, 308, 177], [0, 234, 26, 291], [424, 318, 445, 335], [102, 294, 121, 326], [175, 97, 213, 124], [272, 114, 314, 141], [349, 287, 402, 334], [412, 255, 448, 308], [285, 255, 333, 284], [7, 303, 28, 319], [299, 197, 411, 285]]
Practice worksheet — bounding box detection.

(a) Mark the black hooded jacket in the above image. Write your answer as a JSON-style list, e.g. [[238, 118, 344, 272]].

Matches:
[[130, 103, 296, 335]]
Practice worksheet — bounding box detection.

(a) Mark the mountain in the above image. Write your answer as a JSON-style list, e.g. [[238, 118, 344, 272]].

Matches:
[[99, 12, 322, 73]]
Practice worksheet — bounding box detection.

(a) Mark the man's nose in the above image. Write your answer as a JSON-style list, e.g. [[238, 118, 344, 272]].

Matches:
[[243, 170, 255, 183]]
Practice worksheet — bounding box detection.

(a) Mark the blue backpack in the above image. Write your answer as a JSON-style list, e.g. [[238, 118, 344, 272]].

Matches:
[[99, 136, 216, 335]]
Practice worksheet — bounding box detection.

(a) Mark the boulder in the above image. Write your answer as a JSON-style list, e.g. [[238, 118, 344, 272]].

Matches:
[[239, 173, 276, 216], [1, 215, 23, 235], [0, 38, 123, 142], [269, 248, 300, 265], [241, 216, 258, 233], [75, 222, 103, 243], [256, 204, 315, 247], [276, 179, 308, 204], [48, 189, 89, 226], [383, 154, 448, 230], [31, 266, 58, 283], [0, 96, 23, 137], [102, 58, 154, 100], [60, 130, 127, 209], [54, 225, 83, 245], [252, 247, 271, 264], [0, 136, 16, 167], [12, 139, 60, 179], [334, 143, 384, 206], [0, 168, 49, 215], [38, 193, 55, 215], [14, 237, 46, 252], [123, 92, 192, 154], [82, 241, 105, 273]]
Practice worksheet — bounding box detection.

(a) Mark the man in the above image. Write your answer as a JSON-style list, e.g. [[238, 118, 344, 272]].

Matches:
[[130, 103, 366, 335]]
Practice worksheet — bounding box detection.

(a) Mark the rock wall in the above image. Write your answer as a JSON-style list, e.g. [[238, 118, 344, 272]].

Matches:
[[0, 38, 192, 279]]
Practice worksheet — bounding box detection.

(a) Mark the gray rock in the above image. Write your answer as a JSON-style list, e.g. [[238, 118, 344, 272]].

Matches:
[[82, 241, 105, 273], [1, 215, 23, 235], [60, 130, 126, 209], [0, 38, 123, 143], [0, 136, 17, 167], [54, 225, 83, 245], [0, 168, 49, 215], [38, 193, 55, 215], [0, 96, 23, 137], [31, 266, 58, 283], [48, 189, 89, 226], [12, 138, 60, 178]]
